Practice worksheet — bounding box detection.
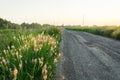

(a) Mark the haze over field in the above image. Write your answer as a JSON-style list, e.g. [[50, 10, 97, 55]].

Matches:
[[0, 0, 120, 25]]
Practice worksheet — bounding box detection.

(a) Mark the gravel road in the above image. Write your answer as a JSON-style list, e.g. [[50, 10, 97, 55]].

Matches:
[[56, 29, 120, 80]]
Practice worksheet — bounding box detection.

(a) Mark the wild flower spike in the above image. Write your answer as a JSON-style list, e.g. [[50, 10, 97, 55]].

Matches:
[[3, 50, 6, 53], [2, 58, 6, 63], [13, 68, 18, 80], [13, 36, 16, 39], [44, 69, 48, 74], [43, 75, 47, 80], [58, 53, 62, 57], [39, 44, 43, 48], [54, 58, 58, 63], [19, 61, 22, 69], [11, 45, 15, 49], [13, 68, 18, 76]]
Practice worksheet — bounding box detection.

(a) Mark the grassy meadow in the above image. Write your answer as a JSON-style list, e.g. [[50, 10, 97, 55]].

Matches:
[[0, 27, 61, 80], [66, 26, 120, 40]]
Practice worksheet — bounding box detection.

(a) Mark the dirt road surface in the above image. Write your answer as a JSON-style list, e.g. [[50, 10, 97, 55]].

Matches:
[[56, 29, 120, 80]]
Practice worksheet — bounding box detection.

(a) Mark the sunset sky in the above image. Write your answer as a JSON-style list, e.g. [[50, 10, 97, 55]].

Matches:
[[0, 0, 120, 25]]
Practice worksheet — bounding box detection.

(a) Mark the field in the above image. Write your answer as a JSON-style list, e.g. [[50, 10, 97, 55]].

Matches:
[[66, 26, 120, 40], [0, 27, 61, 80], [1, 25, 120, 80]]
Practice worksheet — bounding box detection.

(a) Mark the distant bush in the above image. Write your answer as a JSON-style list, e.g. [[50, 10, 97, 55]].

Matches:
[[112, 28, 120, 40]]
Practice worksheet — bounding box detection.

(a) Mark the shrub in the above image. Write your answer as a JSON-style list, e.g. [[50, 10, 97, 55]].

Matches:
[[112, 28, 120, 40]]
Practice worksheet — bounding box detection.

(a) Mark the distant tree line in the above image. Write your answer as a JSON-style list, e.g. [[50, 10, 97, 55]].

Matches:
[[0, 18, 20, 29], [0, 18, 56, 29]]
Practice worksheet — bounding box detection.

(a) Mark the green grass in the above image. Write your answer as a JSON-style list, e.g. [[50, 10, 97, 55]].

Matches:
[[66, 26, 120, 40], [0, 27, 61, 80]]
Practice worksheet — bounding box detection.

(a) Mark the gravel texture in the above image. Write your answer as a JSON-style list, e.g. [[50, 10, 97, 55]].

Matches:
[[56, 29, 120, 80]]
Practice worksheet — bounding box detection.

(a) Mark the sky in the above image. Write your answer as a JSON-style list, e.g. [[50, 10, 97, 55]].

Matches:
[[0, 0, 120, 26]]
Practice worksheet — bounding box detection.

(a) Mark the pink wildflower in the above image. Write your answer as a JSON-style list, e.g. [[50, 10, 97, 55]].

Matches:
[[43, 75, 47, 80], [13, 68, 18, 76]]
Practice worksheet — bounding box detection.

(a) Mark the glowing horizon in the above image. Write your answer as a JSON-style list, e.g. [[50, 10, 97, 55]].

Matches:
[[0, 0, 120, 26]]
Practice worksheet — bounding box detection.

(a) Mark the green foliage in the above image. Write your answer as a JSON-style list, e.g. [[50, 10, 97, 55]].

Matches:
[[0, 18, 20, 29], [44, 27, 61, 42], [21, 23, 42, 29], [66, 26, 120, 40], [0, 27, 61, 80], [111, 28, 120, 39], [0, 18, 62, 29]]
